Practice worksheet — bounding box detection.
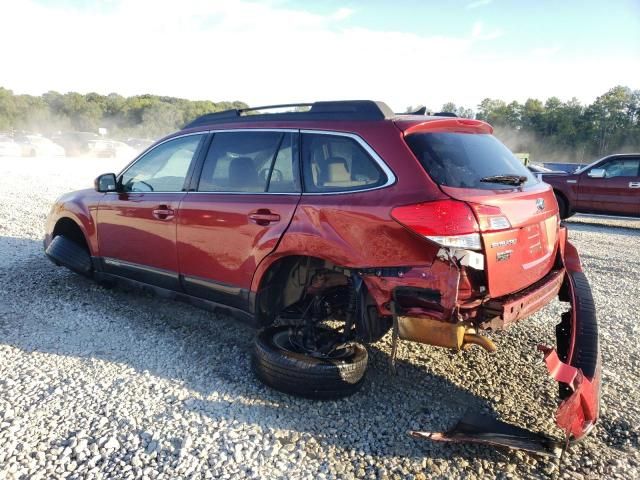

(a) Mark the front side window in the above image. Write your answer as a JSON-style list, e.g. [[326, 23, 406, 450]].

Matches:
[[120, 134, 204, 192], [301, 133, 385, 193], [599, 158, 640, 178], [198, 132, 299, 193]]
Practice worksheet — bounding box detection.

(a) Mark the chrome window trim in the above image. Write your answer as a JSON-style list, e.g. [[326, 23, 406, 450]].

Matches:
[[109, 128, 396, 196], [299, 129, 396, 196]]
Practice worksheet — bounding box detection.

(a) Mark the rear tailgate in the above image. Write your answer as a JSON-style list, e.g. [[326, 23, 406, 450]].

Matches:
[[401, 123, 560, 298], [442, 184, 560, 297]]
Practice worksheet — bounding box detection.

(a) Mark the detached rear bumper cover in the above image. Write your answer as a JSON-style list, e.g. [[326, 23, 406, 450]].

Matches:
[[541, 237, 601, 441]]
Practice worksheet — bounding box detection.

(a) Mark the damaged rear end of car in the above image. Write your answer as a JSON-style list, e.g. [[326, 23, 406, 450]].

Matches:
[[386, 117, 601, 452]]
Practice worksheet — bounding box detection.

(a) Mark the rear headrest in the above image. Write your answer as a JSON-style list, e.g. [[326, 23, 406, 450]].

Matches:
[[321, 156, 350, 184], [229, 156, 258, 186]]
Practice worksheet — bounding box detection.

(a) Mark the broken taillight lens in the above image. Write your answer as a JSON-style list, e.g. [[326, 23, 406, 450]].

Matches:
[[391, 200, 482, 250]]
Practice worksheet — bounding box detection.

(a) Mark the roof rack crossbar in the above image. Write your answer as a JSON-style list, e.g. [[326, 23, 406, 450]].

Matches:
[[183, 100, 395, 129]]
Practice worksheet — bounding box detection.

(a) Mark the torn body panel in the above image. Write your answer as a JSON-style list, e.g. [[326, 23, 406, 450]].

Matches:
[[540, 235, 601, 441], [411, 228, 600, 454]]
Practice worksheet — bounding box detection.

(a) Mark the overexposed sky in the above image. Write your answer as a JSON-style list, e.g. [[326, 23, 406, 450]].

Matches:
[[2, 0, 639, 111]]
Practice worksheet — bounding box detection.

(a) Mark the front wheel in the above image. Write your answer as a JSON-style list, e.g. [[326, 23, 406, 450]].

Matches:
[[252, 325, 368, 399]]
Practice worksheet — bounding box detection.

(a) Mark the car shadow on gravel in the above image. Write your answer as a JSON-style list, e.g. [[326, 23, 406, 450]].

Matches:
[[0, 237, 552, 465]]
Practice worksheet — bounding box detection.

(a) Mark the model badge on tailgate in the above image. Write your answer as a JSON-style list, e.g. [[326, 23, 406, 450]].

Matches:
[[496, 250, 513, 261], [490, 239, 517, 248]]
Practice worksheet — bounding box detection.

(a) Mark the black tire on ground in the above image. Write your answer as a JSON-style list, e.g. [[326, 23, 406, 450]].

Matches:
[[45, 235, 93, 277], [252, 325, 368, 400], [555, 193, 571, 219]]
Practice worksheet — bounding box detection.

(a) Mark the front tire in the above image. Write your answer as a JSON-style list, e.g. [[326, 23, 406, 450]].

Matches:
[[555, 193, 571, 219], [252, 325, 368, 399]]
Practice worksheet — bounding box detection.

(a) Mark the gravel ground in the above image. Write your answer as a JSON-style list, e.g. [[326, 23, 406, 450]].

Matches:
[[1, 156, 639, 479]]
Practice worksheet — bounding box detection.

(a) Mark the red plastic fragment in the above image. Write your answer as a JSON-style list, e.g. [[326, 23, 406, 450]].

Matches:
[[538, 345, 600, 440]]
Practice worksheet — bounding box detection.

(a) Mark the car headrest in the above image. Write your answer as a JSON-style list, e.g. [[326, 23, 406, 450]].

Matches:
[[229, 156, 258, 186]]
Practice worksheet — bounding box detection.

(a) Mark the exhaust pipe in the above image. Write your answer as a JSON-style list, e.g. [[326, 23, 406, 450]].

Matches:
[[397, 316, 496, 352]]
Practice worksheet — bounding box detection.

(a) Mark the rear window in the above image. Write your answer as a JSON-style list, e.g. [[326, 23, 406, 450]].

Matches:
[[405, 132, 537, 189]]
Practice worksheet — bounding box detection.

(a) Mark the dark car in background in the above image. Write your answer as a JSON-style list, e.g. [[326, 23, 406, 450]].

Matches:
[[542, 153, 640, 218]]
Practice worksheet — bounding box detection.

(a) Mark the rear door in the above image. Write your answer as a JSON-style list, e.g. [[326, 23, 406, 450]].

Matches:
[[177, 130, 301, 310], [577, 157, 640, 215], [97, 133, 206, 289], [404, 131, 559, 298]]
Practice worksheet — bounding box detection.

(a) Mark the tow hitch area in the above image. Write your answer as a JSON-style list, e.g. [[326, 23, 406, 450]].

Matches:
[[411, 239, 601, 457]]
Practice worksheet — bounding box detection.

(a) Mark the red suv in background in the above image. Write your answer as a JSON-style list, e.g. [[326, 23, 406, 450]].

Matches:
[[542, 153, 640, 218], [44, 101, 600, 445]]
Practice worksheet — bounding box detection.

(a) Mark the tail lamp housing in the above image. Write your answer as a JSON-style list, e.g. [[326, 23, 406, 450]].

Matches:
[[391, 200, 511, 250]]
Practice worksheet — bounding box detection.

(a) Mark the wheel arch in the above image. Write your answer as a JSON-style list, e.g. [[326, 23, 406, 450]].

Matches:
[[253, 254, 343, 327], [52, 217, 91, 253]]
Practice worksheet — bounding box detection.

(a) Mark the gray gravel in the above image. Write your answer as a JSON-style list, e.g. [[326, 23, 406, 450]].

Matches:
[[1, 157, 639, 479]]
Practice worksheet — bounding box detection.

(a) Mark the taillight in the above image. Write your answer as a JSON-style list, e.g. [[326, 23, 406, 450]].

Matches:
[[391, 200, 482, 250], [469, 204, 512, 232]]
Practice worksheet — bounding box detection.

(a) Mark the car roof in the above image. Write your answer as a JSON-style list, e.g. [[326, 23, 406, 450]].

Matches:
[[181, 100, 480, 132]]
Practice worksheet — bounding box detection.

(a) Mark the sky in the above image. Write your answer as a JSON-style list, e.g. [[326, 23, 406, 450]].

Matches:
[[1, 0, 639, 112]]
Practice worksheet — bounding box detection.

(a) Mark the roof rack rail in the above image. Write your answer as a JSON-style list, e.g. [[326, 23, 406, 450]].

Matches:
[[183, 100, 395, 129], [433, 111, 458, 118]]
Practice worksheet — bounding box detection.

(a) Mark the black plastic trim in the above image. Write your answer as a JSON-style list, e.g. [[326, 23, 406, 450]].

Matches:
[[181, 274, 251, 311], [94, 271, 257, 327], [183, 100, 394, 129], [99, 257, 180, 291]]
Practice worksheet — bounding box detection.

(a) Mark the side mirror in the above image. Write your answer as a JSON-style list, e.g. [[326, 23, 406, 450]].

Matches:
[[95, 173, 118, 192], [587, 168, 606, 179]]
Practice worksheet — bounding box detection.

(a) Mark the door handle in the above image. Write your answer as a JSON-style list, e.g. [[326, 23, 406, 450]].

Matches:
[[248, 209, 280, 225], [152, 206, 175, 220], [629, 182, 640, 188]]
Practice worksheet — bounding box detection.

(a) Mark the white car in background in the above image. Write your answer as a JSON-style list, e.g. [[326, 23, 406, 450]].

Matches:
[[0, 135, 22, 157], [16, 135, 66, 157], [88, 139, 137, 158]]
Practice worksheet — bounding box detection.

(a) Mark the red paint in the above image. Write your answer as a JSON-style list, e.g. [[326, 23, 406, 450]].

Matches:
[[397, 118, 493, 135], [178, 193, 300, 289], [97, 192, 185, 272], [539, 347, 600, 440]]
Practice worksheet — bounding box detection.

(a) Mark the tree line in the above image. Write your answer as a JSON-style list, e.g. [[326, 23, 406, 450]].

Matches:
[[1, 85, 638, 162], [438, 85, 640, 163], [0, 87, 247, 140]]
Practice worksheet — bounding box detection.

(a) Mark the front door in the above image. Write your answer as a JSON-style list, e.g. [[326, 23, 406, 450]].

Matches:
[[578, 157, 640, 215], [177, 130, 301, 310], [97, 133, 207, 289]]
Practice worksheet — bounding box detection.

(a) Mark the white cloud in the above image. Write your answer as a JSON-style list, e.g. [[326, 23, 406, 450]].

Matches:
[[0, 0, 637, 112], [531, 46, 561, 57], [467, 0, 493, 9], [331, 7, 354, 21], [471, 21, 503, 40]]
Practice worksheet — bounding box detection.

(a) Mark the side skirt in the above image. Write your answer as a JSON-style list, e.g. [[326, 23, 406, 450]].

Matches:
[[94, 271, 258, 328]]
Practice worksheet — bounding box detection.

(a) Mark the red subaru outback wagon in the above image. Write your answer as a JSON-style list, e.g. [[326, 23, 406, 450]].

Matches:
[[45, 101, 600, 443]]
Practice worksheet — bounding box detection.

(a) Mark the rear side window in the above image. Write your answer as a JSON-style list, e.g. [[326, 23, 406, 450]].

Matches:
[[302, 133, 385, 193], [405, 132, 537, 190], [198, 132, 299, 193]]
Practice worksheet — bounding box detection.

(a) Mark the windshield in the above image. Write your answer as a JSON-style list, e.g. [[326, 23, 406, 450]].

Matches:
[[405, 132, 537, 190], [574, 158, 604, 174]]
